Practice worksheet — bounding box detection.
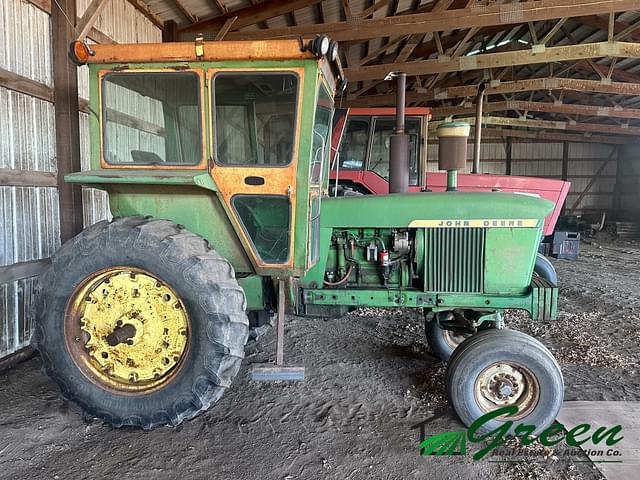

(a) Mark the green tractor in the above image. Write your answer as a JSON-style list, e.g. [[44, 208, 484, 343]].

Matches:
[[34, 37, 562, 434]]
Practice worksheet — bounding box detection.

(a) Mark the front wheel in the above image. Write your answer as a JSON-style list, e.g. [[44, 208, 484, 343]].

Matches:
[[33, 217, 249, 429], [425, 316, 471, 361], [446, 329, 563, 435]]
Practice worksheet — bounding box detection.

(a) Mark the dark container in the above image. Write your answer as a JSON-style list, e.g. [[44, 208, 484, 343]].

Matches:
[[552, 231, 580, 261]]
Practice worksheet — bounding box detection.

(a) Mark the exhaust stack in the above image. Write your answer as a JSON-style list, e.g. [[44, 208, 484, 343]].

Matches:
[[388, 72, 409, 194], [437, 121, 470, 191]]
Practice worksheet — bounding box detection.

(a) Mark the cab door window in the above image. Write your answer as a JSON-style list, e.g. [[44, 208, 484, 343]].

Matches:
[[214, 73, 298, 166]]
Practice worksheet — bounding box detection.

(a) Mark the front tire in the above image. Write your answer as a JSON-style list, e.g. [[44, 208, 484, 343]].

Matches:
[[32, 217, 249, 429], [425, 315, 471, 361], [446, 329, 563, 435]]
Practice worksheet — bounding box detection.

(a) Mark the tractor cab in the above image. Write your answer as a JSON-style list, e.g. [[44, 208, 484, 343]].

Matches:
[[331, 108, 430, 193], [68, 38, 344, 279]]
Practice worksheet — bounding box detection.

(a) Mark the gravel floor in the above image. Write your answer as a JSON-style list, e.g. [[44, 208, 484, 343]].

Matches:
[[0, 235, 638, 480]]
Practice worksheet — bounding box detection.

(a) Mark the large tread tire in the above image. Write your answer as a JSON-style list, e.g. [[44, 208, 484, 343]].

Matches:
[[446, 329, 563, 435], [32, 216, 249, 429]]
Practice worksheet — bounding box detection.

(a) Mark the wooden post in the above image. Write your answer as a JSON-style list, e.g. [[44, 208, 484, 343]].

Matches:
[[613, 145, 626, 215], [163, 20, 178, 42], [505, 137, 512, 175], [53, 0, 84, 243], [561, 141, 569, 215]]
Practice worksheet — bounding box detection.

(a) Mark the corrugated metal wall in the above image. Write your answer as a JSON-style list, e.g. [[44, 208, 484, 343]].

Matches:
[[77, 0, 162, 226], [0, 0, 160, 360], [0, 0, 58, 358], [427, 139, 618, 215]]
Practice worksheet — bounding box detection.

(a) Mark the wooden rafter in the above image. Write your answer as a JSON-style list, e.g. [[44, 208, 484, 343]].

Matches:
[[76, 0, 111, 40], [456, 127, 629, 145], [126, 0, 164, 29], [347, 78, 640, 106], [179, 0, 322, 36], [345, 42, 640, 82], [430, 115, 640, 136], [172, 0, 197, 24], [578, 14, 640, 42], [431, 100, 640, 120], [223, 0, 640, 41]]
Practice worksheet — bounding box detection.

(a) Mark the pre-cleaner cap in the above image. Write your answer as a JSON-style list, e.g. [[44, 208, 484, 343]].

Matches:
[[437, 121, 471, 138]]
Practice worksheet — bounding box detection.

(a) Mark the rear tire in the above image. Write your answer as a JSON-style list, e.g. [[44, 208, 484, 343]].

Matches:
[[32, 217, 249, 429], [446, 329, 563, 435]]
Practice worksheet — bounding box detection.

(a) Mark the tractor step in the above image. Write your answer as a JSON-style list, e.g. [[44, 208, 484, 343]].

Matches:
[[250, 364, 305, 381], [250, 279, 305, 382]]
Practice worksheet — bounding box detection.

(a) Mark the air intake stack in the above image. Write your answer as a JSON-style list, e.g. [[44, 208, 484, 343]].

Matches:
[[388, 72, 409, 194], [437, 121, 470, 191]]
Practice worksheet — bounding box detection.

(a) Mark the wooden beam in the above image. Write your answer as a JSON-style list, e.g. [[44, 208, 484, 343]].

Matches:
[[163, 20, 178, 42], [212, 0, 228, 14], [0, 259, 51, 285], [578, 15, 640, 42], [431, 100, 640, 120], [0, 67, 53, 102], [345, 41, 640, 82], [179, 0, 322, 37], [126, 0, 164, 29], [458, 127, 629, 145], [76, 0, 111, 40], [223, 0, 640, 41], [0, 169, 58, 188], [358, 36, 408, 65], [431, 115, 640, 136], [361, 0, 390, 19], [567, 149, 617, 213], [347, 77, 640, 107], [215, 16, 238, 40], [172, 0, 197, 24], [53, 0, 84, 243], [24, 0, 116, 44]]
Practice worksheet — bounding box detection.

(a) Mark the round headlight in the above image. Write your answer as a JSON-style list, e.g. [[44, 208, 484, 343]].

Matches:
[[328, 40, 339, 62], [310, 35, 330, 57]]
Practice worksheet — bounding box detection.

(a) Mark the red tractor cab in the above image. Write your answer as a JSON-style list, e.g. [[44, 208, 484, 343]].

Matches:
[[330, 108, 570, 236]]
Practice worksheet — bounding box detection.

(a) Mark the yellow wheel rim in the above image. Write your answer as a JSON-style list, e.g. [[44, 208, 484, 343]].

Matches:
[[66, 267, 189, 392]]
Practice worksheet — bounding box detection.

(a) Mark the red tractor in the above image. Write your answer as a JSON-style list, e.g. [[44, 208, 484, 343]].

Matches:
[[330, 107, 570, 237]]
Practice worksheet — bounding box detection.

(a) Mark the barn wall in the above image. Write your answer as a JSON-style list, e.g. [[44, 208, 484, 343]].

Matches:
[[617, 144, 640, 217], [427, 139, 618, 215], [0, 0, 160, 360]]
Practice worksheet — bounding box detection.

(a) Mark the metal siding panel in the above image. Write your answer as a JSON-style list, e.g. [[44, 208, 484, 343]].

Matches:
[[0, 186, 60, 266], [0, 0, 52, 86], [0, 87, 56, 171]]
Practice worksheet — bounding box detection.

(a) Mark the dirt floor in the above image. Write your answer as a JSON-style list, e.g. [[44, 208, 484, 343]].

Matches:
[[1, 235, 639, 480]]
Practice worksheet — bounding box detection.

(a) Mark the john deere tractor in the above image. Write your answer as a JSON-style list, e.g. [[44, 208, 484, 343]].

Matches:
[[33, 37, 562, 434]]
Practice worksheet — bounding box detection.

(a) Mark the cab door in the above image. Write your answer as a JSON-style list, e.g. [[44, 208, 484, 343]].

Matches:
[[308, 83, 333, 268], [208, 68, 304, 273]]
